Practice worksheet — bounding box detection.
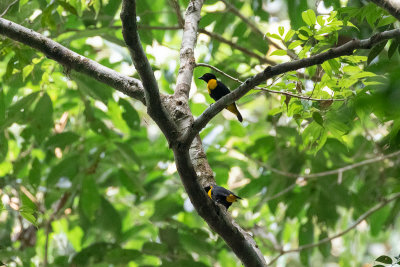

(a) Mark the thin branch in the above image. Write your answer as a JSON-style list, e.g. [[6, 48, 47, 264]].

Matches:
[[198, 29, 276, 65], [369, 0, 400, 22], [174, 0, 203, 98], [258, 149, 400, 180], [264, 183, 298, 202], [195, 62, 345, 102], [0, 0, 18, 18], [250, 149, 400, 206], [169, 0, 185, 27], [268, 191, 400, 265], [220, 0, 298, 59], [0, 18, 145, 103], [182, 29, 400, 145], [120, 0, 178, 142]]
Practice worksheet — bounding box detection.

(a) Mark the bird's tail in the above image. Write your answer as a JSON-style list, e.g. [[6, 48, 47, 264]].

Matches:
[[236, 112, 243, 123], [227, 103, 243, 122]]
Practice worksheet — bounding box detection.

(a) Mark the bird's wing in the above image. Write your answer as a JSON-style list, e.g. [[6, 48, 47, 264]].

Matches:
[[217, 81, 231, 95]]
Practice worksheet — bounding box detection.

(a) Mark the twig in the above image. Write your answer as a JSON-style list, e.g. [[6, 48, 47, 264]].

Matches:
[[120, 0, 178, 142], [220, 0, 298, 59], [168, 0, 184, 27], [252, 149, 400, 205], [182, 29, 400, 146], [0, 0, 18, 18], [268, 191, 400, 265], [195, 63, 345, 102]]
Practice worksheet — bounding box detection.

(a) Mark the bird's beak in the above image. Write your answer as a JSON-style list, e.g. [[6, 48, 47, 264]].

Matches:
[[198, 76, 204, 80]]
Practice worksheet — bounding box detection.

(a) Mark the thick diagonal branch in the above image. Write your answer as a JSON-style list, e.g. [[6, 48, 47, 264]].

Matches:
[[182, 29, 400, 145], [120, 0, 178, 141], [0, 18, 145, 104]]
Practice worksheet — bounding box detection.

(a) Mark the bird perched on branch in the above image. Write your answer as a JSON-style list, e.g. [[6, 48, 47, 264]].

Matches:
[[204, 185, 242, 209], [198, 73, 243, 122]]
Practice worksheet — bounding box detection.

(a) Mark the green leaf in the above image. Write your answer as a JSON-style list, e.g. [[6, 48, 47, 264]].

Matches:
[[45, 132, 80, 149], [388, 40, 399, 59], [302, 9, 316, 26], [278, 26, 284, 36], [47, 154, 80, 185], [19, 0, 29, 7], [288, 40, 303, 49], [367, 40, 388, 65], [57, 0, 78, 15], [32, 93, 53, 143], [318, 231, 331, 257], [142, 242, 168, 256], [118, 169, 146, 195], [270, 50, 287, 56], [370, 206, 390, 236], [28, 158, 41, 186], [317, 15, 325, 26], [299, 220, 313, 265], [3, 92, 39, 128], [376, 16, 396, 28], [119, 98, 140, 131], [312, 112, 324, 126], [80, 176, 100, 219], [375, 255, 392, 264], [266, 32, 281, 40], [0, 131, 7, 162], [150, 196, 182, 222], [20, 211, 37, 226], [71, 242, 119, 265], [284, 29, 295, 42]]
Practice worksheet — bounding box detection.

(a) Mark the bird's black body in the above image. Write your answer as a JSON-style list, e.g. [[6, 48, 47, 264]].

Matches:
[[204, 185, 242, 209], [198, 73, 243, 122]]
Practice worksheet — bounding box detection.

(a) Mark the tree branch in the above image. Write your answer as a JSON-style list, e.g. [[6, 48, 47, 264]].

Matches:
[[120, 0, 178, 142], [174, 0, 203, 98], [166, 1, 267, 266], [268, 191, 400, 265], [173, 149, 267, 267], [182, 29, 400, 145], [195, 62, 345, 102], [369, 0, 400, 21], [0, 0, 18, 17], [0, 18, 146, 104]]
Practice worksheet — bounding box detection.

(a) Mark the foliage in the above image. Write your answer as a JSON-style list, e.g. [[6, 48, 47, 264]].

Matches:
[[0, 0, 400, 266]]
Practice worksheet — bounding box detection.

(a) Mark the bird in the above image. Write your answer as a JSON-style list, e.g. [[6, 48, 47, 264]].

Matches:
[[204, 185, 242, 209], [198, 73, 243, 122]]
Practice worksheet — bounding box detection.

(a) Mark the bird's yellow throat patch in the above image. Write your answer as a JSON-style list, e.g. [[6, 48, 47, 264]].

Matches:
[[207, 79, 218, 94], [207, 186, 213, 199]]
